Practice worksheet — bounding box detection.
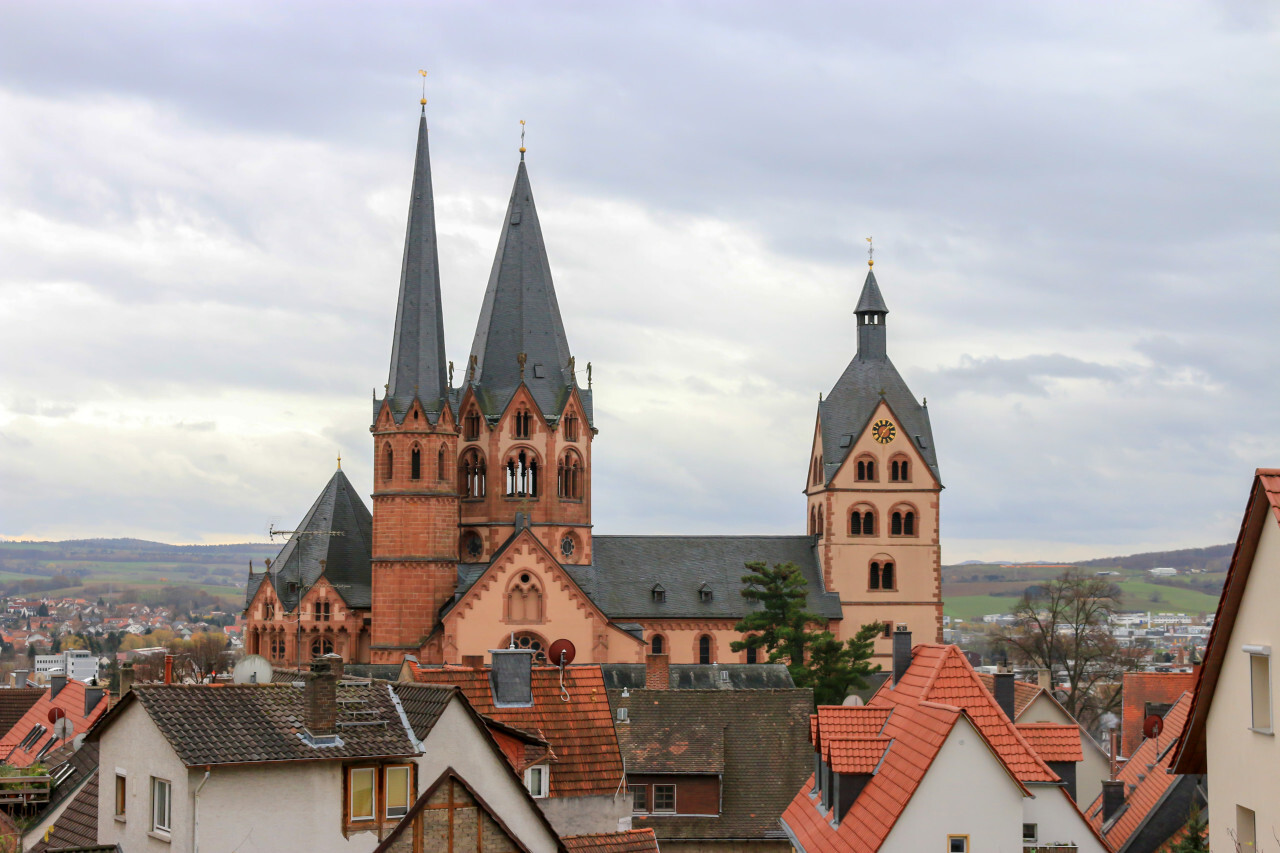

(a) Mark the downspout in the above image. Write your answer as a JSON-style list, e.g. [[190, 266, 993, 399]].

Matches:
[[192, 768, 211, 853]]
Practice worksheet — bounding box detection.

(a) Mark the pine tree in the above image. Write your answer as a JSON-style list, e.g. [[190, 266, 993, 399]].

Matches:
[[731, 561, 882, 705], [1170, 806, 1208, 853]]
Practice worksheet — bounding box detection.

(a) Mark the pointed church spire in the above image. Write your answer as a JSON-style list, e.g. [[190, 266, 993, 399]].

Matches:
[[468, 158, 577, 420], [854, 268, 889, 359], [384, 109, 448, 423]]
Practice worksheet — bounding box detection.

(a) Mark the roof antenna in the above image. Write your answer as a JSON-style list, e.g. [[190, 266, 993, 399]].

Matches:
[[866, 236, 874, 268], [519, 119, 526, 161], [418, 69, 428, 112]]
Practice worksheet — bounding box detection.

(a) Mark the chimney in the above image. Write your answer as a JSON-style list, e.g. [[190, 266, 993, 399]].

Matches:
[[891, 625, 912, 687], [645, 653, 670, 690], [163, 654, 174, 685], [461, 654, 485, 670], [119, 662, 135, 697], [84, 686, 104, 717], [1101, 780, 1125, 822], [50, 673, 67, 699], [305, 654, 341, 739], [993, 672, 1016, 721], [1037, 668, 1052, 691], [489, 649, 535, 707], [14, 670, 27, 688]]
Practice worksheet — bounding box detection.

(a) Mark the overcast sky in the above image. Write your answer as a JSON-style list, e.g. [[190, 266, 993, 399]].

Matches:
[[1, 1, 1277, 562]]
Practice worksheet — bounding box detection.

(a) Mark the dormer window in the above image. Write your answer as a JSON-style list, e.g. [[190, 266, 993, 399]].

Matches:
[[699, 584, 713, 603], [651, 584, 666, 603]]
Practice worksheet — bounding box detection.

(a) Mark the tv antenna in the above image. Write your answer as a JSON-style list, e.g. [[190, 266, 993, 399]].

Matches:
[[268, 525, 345, 540]]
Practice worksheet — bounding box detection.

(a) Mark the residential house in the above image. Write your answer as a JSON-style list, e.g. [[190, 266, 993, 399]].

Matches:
[[0, 676, 108, 768], [607, 654, 812, 853], [1085, 691, 1204, 853], [1173, 468, 1280, 851], [25, 741, 100, 851], [0, 686, 45, 737], [401, 656, 632, 837], [781, 628, 1108, 853], [1118, 671, 1197, 759]]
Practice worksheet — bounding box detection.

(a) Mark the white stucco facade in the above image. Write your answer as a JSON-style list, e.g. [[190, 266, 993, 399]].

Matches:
[[1205, 513, 1280, 851], [1017, 692, 1110, 808]]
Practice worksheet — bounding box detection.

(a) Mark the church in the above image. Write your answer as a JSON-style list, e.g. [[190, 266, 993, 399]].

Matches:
[[244, 104, 943, 668]]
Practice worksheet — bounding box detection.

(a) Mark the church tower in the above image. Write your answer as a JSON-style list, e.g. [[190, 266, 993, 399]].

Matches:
[[806, 262, 943, 660], [455, 153, 595, 569], [369, 107, 460, 664]]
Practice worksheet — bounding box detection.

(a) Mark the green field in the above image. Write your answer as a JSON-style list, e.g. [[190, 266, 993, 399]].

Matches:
[[944, 579, 1220, 622]]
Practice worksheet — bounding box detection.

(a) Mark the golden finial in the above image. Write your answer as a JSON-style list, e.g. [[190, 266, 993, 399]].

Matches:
[[337, 453, 342, 470], [517, 352, 527, 379], [419, 69, 428, 106], [866, 236, 874, 267], [519, 119, 526, 159]]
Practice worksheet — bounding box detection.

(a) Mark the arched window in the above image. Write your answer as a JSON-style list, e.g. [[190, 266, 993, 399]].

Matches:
[[510, 632, 548, 663], [892, 512, 903, 536], [651, 635, 665, 655], [460, 450, 486, 498], [856, 456, 877, 482], [506, 450, 539, 498], [904, 512, 915, 536], [869, 562, 881, 591], [507, 573, 544, 624], [698, 635, 712, 665], [437, 445, 447, 480], [461, 531, 484, 560], [558, 452, 583, 500], [563, 414, 579, 442], [514, 409, 532, 439], [809, 507, 817, 535], [410, 445, 422, 480], [891, 457, 911, 482], [891, 505, 918, 537], [464, 411, 482, 441], [812, 506, 824, 536], [882, 561, 895, 589], [851, 508, 876, 536], [311, 636, 335, 657], [382, 444, 394, 482]]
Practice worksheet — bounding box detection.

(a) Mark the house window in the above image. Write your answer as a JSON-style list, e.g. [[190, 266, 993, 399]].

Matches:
[[385, 765, 411, 819], [464, 412, 481, 441], [890, 458, 910, 481], [851, 509, 875, 536], [151, 777, 171, 834], [881, 621, 893, 639], [651, 635, 664, 654], [1022, 823, 1037, 844], [349, 767, 376, 821], [1237, 806, 1257, 850], [698, 635, 712, 665], [410, 446, 422, 480], [1250, 651, 1272, 732], [630, 784, 648, 813], [115, 774, 126, 817], [856, 457, 876, 481], [316, 600, 331, 621], [948, 837, 968, 853], [524, 765, 549, 798], [652, 585, 665, 603], [653, 784, 676, 813]]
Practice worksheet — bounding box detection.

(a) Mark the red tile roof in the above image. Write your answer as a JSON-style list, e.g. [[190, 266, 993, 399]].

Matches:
[[563, 829, 660, 853], [782, 644, 1060, 853], [1087, 691, 1192, 850], [1120, 671, 1197, 758], [1016, 723, 1084, 763], [825, 737, 890, 774], [1175, 469, 1280, 775], [407, 663, 624, 798], [0, 681, 108, 768]]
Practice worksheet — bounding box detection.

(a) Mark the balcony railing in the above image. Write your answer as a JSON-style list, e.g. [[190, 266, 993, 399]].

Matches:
[[0, 774, 51, 805]]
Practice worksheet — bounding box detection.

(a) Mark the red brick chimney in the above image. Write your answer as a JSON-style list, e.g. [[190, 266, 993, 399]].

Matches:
[[645, 653, 669, 690], [163, 654, 174, 685], [306, 655, 341, 738], [461, 654, 485, 670]]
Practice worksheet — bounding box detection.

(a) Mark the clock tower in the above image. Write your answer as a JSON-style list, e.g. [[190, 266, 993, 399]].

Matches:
[[805, 263, 943, 659]]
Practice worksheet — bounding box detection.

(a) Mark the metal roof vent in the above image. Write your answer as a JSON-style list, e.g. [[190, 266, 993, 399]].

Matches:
[[616, 706, 629, 723]]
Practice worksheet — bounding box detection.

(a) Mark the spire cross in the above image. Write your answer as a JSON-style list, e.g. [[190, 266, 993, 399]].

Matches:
[[866, 236, 874, 268], [520, 119, 527, 160], [418, 69, 428, 108]]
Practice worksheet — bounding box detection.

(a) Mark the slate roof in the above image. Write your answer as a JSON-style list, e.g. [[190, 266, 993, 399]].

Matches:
[[563, 829, 660, 853], [406, 663, 624, 798], [0, 681, 108, 768], [600, 663, 796, 690], [249, 469, 374, 611], [567, 535, 842, 621], [818, 269, 939, 485], [1087, 691, 1193, 851], [1119, 671, 1197, 758], [29, 768, 98, 852], [1016, 722, 1084, 763], [609, 688, 814, 842], [378, 109, 450, 425], [783, 644, 1073, 853], [89, 683, 416, 766], [1174, 469, 1280, 775], [390, 683, 456, 741], [468, 159, 586, 424], [0, 687, 46, 736]]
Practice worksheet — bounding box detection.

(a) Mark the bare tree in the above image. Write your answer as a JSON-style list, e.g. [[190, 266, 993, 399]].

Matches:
[[994, 570, 1144, 730]]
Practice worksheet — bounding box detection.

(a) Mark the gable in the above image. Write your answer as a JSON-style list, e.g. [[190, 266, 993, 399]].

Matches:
[[828, 398, 940, 490], [377, 770, 531, 853]]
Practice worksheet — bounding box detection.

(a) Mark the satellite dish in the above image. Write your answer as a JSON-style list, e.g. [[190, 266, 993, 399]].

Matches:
[[53, 718, 75, 740], [547, 639, 576, 667], [48, 707, 66, 725], [1143, 714, 1164, 739], [233, 655, 274, 685], [841, 694, 865, 706]]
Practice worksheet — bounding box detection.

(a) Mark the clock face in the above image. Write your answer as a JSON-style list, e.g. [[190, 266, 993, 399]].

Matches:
[[872, 419, 896, 444]]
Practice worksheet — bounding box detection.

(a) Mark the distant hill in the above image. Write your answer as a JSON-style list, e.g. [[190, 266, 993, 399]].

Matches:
[[1074, 544, 1233, 573]]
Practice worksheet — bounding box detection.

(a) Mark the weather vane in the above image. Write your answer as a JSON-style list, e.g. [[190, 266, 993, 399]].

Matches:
[[520, 119, 527, 160], [419, 69, 428, 107], [866, 236, 874, 267]]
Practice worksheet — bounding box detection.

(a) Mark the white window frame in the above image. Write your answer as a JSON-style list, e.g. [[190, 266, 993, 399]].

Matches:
[[349, 767, 376, 822], [385, 765, 412, 819], [114, 773, 126, 819], [150, 777, 171, 835], [1245, 645, 1273, 734], [524, 765, 549, 798]]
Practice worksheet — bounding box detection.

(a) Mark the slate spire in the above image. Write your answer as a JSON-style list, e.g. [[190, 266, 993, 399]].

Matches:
[[854, 268, 889, 359], [383, 108, 448, 423], [468, 159, 578, 419]]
